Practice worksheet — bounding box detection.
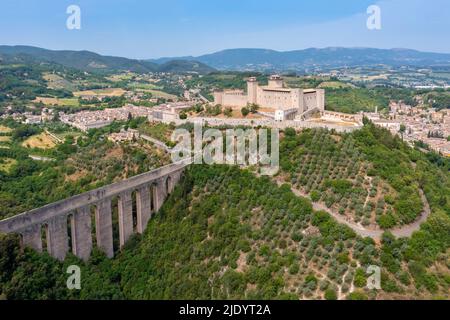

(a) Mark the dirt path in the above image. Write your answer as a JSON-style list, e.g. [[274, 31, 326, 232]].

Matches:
[[389, 189, 431, 238], [363, 177, 373, 209], [338, 269, 350, 300], [140, 134, 172, 153], [276, 180, 431, 240]]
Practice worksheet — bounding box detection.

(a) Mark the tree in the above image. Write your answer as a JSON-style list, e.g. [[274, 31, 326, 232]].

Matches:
[[399, 124, 406, 141], [346, 291, 368, 300], [310, 190, 321, 202], [194, 104, 204, 113], [179, 112, 188, 120], [247, 103, 259, 114], [325, 289, 337, 300], [0, 234, 20, 285], [223, 107, 233, 117], [353, 268, 367, 288], [241, 107, 250, 117], [11, 125, 40, 141]]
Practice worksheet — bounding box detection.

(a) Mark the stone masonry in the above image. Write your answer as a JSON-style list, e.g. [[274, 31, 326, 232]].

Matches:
[[0, 160, 189, 261]]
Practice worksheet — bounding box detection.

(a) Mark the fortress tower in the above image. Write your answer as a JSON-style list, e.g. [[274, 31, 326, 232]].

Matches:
[[247, 77, 258, 104], [268, 75, 284, 88]]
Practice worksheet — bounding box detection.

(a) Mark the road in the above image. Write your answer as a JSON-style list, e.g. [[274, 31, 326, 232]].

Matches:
[[277, 181, 431, 240], [140, 134, 172, 153], [135, 135, 433, 240], [29, 155, 55, 162]]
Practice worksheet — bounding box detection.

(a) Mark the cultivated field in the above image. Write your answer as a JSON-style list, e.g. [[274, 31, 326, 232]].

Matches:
[[318, 81, 354, 89], [22, 132, 58, 149], [0, 125, 12, 133], [127, 82, 161, 90], [73, 88, 126, 97], [140, 89, 177, 100], [43, 72, 77, 91], [34, 97, 80, 107], [106, 72, 138, 82]]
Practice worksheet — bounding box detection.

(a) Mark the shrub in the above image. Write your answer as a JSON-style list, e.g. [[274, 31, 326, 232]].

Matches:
[[324, 289, 337, 300], [310, 190, 321, 202], [346, 291, 368, 300], [241, 107, 250, 117], [289, 264, 300, 275], [354, 268, 367, 288]]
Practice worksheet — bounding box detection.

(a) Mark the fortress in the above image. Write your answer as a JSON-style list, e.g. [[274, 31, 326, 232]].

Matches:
[[214, 75, 325, 120]]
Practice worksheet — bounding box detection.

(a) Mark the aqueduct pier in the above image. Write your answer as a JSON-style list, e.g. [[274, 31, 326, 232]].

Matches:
[[0, 160, 189, 261]]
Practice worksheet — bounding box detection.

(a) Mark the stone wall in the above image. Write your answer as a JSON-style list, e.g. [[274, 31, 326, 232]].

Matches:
[[213, 78, 326, 113], [221, 92, 248, 107], [188, 117, 362, 133], [0, 160, 189, 261]]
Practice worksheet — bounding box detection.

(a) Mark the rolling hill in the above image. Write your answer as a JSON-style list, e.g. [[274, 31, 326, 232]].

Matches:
[[0, 46, 214, 74], [150, 47, 450, 71], [156, 59, 216, 74]]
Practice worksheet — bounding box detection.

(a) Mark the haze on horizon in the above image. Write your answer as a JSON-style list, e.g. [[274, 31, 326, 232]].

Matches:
[[0, 0, 449, 59]]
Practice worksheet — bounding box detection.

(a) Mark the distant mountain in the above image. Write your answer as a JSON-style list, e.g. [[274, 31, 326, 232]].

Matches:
[[150, 47, 450, 71], [0, 46, 214, 74], [151, 56, 197, 65], [157, 60, 216, 74], [0, 45, 158, 73]]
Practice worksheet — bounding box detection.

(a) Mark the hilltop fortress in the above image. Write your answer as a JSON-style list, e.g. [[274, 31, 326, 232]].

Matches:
[[214, 75, 325, 120]]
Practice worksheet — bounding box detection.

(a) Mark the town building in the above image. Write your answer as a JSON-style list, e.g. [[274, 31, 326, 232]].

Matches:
[[383, 103, 450, 157], [108, 128, 140, 143], [23, 114, 42, 124], [60, 105, 154, 132]]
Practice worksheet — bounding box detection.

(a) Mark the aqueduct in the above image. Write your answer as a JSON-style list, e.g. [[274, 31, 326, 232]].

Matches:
[[0, 160, 189, 261]]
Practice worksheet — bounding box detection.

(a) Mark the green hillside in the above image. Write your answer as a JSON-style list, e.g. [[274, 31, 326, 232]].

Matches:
[[0, 46, 215, 75], [0, 45, 158, 74], [157, 60, 216, 74], [0, 124, 449, 300]]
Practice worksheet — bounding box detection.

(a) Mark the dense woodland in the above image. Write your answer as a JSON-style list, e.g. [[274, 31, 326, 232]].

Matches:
[[0, 124, 449, 300]]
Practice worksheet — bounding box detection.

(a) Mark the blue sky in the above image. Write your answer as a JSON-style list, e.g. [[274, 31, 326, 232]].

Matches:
[[0, 0, 449, 58]]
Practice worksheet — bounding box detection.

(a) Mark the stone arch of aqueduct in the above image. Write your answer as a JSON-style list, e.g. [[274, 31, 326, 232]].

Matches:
[[0, 160, 189, 261]]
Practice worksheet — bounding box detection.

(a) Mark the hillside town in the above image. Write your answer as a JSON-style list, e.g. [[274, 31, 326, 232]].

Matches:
[[55, 96, 450, 156], [2, 74, 448, 157], [374, 102, 450, 157]]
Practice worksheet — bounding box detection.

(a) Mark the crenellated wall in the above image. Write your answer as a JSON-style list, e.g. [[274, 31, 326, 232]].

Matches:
[[0, 160, 188, 261]]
